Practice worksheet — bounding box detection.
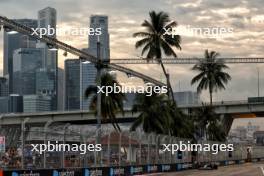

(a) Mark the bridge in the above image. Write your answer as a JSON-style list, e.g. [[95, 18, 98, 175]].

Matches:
[[179, 100, 264, 117], [1, 100, 264, 132], [0, 110, 139, 126]]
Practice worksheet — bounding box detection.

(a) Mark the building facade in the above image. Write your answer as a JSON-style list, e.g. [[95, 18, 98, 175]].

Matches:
[[3, 19, 38, 93], [0, 77, 8, 97], [88, 15, 110, 61], [12, 48, 43, 95], [23, 95, 52, 113], [65, 59, 97, 110], [36, 7, 58, 110]]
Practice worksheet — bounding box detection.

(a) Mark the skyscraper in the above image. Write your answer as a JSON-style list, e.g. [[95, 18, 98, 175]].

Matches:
[[0, 77, 8, 97], [88, 15, 110, 61], [37, 7, 57, 69], [57, 68, 65, 110], [65, 59, 96, 111], [12, 48, 44, 95], [9, 94, 23, 113], [36, 7, 58, 110], [3, 19, 38, 93], [23, 94, 52, 113]]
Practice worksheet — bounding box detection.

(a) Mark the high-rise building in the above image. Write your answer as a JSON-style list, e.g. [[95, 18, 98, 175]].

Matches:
[[12, 48, 44, 95], [65, 59, 97, 110], [57, 68, 64, 110], [173, 91, 200, 105], [0, 77, 8, 97], [36, 7, 58, 110], [9, 94, 23, 113], [37, 7, 57, 69], [88, 15, 110, 61], [36, 68, 55, 95], [3, 19, 38, 93], [0, 97, 9, 113], [23, 95, 52, 113]]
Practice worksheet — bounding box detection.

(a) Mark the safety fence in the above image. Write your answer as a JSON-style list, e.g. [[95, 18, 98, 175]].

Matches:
[[0, 126, 264, 175]]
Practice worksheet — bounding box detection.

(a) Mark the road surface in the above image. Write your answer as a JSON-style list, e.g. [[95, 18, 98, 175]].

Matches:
[[142, 162, 264, 176]]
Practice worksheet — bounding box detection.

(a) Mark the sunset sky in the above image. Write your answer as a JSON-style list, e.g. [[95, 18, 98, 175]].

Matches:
[[0, 0, 264, 103]]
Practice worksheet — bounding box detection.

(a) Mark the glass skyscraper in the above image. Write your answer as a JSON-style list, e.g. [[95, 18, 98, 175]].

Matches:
[[12, 48, 44, 95], [88, 15, 110, 61], [23, 95, 52, 113], [3, 19, 38, 93], [36, 7, 58, 110], [0, 77, 8, 97], [65, 59, 97, 111]]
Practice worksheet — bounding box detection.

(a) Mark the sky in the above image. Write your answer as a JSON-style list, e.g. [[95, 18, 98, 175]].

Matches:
[[0, 0, 264, 127]]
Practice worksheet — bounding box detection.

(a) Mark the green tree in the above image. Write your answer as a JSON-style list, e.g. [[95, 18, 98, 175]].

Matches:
[[133, 11, 181, 103], [191, 50, 231, 105], [85, 72, 125, 131], [130, 92, 173, 134], [193, 105, 226, 141]]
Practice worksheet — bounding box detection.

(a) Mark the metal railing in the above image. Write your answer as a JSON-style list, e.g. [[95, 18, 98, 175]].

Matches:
[[0, 126, 263, 170]]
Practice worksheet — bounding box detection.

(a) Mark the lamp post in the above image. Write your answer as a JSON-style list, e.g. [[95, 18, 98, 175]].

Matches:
[[96, 40, 102, 166], [257, 67, 260, 98]]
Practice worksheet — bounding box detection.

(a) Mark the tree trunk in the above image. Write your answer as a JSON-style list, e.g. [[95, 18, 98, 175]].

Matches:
[[210, 90, 213, 106], [159, 60, 176, 106]]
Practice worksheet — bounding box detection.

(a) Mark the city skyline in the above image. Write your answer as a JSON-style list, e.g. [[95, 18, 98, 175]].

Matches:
[[0, 0, 263, 103]]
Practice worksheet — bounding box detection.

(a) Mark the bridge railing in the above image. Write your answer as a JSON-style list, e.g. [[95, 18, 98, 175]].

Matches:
[[178, 100, 264, 108]]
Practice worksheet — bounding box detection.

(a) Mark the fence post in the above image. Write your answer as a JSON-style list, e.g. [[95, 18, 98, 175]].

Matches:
[[94, 128, 101, 167], [62, 123, 70, 168], [129, 132, 132, 166], [139, 132, 142, 165], [119, 132, 122, 167], [43, 120, 53, 168], [156, 135, 160, 164], [21, 118, 30, 169], [107, 132, 111, 166]]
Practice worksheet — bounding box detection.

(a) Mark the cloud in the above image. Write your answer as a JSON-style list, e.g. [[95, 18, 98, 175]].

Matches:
[[0, 0, 264, 104]]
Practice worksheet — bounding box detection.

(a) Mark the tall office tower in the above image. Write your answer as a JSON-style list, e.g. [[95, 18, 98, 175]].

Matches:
[[9, 94, 23, 113], [36, 7, 58, 110], [57, 68, 64, 110], [3, 19, 38, 93], [36, 68, 55, 95], [88, 15, 110, 61], [12, 48, 44, 95], [0, 77, 8, 97], [65, 59, 97, 111], [23, 95, 52, 113], [0, 97, 9, 113]]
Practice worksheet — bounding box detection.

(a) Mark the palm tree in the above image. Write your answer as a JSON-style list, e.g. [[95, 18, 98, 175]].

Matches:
[[170, 105, 194, 138], [193, 105, 226, 141], [193, 105, 217, 140], [130, 92, 173, 134], [85, 72, 125, 132], [133, 11, 181, 104], [191, 50, 231, 105]]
